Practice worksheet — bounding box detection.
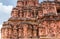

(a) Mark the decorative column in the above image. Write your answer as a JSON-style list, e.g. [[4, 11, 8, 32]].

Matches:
[[23, 10, 27, 18], [56, 21, 60, 37], [18, 24, 23, 39], [48, 21, 57, 37], [38, 10, 43, 18], [28, 0, 34, 6], [8, 25, 12, 39], [12, 25, 18, 39], [32, 25, 38, 38], [1, 22, 12, 39], [27, 24, 33, 38], [19, 10, 23, 18], [38, 21, 48, 37], [17, 0, 24, 7], [11, 8, 18, 17], [26, 9, 31, 18], [23, 24, 28, 38], [33, 9, 37, 18], [4, 26, 9, 39], [1, 27, 5, 39], [38, 24, 42, 38]]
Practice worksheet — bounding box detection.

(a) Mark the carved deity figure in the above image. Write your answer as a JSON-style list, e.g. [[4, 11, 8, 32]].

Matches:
[[11, 8, 18, 17], [48, 21, 57, 37]]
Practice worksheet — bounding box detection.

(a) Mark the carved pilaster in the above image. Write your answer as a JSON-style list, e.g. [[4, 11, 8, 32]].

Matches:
[[17, 0, 24, 7], [12, 25, 18, 39], [32, 25, 38, 38], [8, 25, 12, 39], [1, 28, 5, 39], [18, 24, 23, 38], [23, 24, 28, 38], [11, 8, 18, 17], [27, 25, 33, 38]]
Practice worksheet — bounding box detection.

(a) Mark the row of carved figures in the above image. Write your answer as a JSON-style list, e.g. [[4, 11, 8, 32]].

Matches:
[[1, 21, 60, 39]]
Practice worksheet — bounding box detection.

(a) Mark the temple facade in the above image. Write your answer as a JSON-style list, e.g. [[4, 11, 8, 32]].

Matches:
[[1, 0, 60, 39]]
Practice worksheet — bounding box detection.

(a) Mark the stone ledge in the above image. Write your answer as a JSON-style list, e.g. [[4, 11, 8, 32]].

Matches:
[[8, 17, 37, 21]]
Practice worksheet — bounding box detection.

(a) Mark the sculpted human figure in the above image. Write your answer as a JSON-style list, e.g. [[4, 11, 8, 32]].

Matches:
[[23, 24, 28, 38], [19, 10, 23, 18], [38, 10, 43, 18], [38, 21, 48, 37], [18, 24, 23, 38], [57, 21, 60, 37], [11, 8, 18, 17], [27, 25, 33, 38], [48, 21, 56, 37]]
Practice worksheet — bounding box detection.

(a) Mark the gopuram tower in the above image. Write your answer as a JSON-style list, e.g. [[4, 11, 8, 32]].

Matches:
[[1, 0, 60, 39]]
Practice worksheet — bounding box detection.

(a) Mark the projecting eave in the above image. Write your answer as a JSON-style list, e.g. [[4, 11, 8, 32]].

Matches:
[[8, 17, 37, 21]]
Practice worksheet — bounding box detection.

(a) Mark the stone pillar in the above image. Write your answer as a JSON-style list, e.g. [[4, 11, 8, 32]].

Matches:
[[26, 10, 31, 18], [23, 10, 33, 18], [4, 26, 9, 39], [38, 10, 43, 18], [17, 0, 24, 7], [23, 24, 28, 38], [19, 10, 23, 18], [38, 21, 48, 37], [11, 8, 18, 17], [8, 26, 12, 39], [12, 25, 18, 39], [27, 25, 33, 38], [28, 1, 34, 6], [57, 21, 60, 37], [38, 24, 41, 38], [42, 5, 48, 14], [1, 22, 12, 39], [1, 25, 12, 39], [54, 4, 57, 14], [48, 21, 57, 37], [18, 24, 23, 39], [32, 25, 38, 38], [1, 28, 5, 39], [34, 9, 37, 18], [42, 21, 48, 37], [35, 0, 39, 6], [24, 1, 27, 6], [24, 11, 27, 18]]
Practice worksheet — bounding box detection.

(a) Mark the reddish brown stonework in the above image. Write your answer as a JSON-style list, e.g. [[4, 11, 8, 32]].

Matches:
[[1, 0, 60, 39]]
